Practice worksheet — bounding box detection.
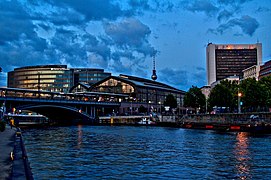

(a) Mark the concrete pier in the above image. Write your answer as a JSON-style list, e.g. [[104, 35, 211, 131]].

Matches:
[[0, 125, 16, 179], [0, 125, 33, 179], [12, 129, 33, 180]]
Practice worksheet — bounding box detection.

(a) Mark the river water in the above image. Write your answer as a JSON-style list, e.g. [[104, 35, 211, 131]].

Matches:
[[23, 126, 271, 179]]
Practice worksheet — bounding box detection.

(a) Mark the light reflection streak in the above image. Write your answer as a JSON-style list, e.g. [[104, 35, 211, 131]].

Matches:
[[234, 132, 251, 180], [77, 124, 83, 148]]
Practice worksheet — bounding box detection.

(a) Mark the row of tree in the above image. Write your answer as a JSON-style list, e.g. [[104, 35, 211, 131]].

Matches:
[[184, 76, 271, 113]]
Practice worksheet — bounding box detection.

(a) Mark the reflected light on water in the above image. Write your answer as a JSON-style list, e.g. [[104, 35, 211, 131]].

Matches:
[[77, 124, 83, 148], [235, 132, 251, 180]]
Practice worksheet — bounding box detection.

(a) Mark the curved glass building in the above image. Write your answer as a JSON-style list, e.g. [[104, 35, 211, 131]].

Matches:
[[8, 65, 111, 92]]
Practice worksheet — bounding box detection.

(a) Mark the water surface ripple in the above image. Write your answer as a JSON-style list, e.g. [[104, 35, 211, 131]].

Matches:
[[23, 126, 271, 179]]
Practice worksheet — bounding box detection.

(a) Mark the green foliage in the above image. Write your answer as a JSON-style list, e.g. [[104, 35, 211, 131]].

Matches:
[[0, 121, 6, 132], [164, 94, 177, 109], [208, 80, 238, 112], [138, 105, 147, 113], [240, 78, 268, 112], [184, 86, 206, 113], [259, 76, 271, 107], [208, 77, 271, 113]]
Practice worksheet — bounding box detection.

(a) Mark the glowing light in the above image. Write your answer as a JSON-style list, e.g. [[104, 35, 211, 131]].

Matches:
[[234, 132, 251, 179]]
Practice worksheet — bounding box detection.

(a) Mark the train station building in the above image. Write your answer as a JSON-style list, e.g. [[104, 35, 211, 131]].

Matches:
[[70, 74, 186, 115]]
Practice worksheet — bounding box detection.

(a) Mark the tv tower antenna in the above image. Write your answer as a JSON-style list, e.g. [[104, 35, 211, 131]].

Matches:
[[151, 52, 157, 81]]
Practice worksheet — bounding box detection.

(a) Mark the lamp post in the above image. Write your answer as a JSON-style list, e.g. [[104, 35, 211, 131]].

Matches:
[[148, 100, 151, 114], [130, 97, 135, 115], [238, 92, 242, 113], [158, 101, 161, 114]]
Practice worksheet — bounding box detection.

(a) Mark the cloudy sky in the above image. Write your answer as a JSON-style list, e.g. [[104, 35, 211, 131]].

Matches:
[[0, 0, 270, 90]]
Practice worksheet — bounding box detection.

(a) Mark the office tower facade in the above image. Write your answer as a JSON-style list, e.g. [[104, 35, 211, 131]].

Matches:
[[206, 43, 262, 85]]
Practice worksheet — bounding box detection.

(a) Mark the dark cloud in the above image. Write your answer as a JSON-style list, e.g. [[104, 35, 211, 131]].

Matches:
[[45, 0, 129, 21], [87, 42, 111, 69], [159, 68, 188, 87], [128, 0, 175, 13], [104, 18, 154, 56], [0, 0, 34, 44], [208, 15, 259, 36], [217, 0, 253, 15], [183, 0, 219, 16], [0, 0, 49, 72], [217, 0, 252, 5], [217, 10, 233, 22], [129, 0, 151, 11], [0, 36, 49, 71], [255, 6, 270, 13]]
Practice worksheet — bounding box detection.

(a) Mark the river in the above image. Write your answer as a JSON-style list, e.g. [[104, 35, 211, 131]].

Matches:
[[23, 126, 271, 179]]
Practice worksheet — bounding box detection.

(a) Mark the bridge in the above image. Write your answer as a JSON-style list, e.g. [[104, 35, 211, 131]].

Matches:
[[0, 87, 126, 123]]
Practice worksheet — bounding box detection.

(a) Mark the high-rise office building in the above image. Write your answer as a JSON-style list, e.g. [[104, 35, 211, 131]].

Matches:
[[259, 60, 271, 79], [206, 43, 262, 85], [8, 65, 111, 92]]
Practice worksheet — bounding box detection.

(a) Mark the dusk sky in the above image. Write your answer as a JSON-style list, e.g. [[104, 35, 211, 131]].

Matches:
[[0, 0, 270, 91]]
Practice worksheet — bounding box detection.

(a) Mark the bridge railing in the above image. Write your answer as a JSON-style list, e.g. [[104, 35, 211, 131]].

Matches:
[[0, 87, 121, 105]]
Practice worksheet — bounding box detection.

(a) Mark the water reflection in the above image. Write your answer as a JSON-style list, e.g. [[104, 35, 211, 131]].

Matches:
[[23, 127, 271, 179], [234, 132, 251, 179], [77, 125, 83, 148]]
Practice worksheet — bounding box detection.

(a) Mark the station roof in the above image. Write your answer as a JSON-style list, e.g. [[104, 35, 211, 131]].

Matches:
[[90, 74, 186, 94]]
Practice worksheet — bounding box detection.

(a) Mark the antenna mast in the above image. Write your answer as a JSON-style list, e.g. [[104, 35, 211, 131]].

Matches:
[[151, 52, 157, 81]]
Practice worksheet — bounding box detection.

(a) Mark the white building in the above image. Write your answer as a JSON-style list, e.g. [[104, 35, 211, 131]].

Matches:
[[206, 43, 262, 85], [242, 65, 261, 81]]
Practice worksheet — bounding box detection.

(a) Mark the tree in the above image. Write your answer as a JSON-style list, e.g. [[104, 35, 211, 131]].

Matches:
[[208, 80, 238, 112], [138, 105, 147, 113], [240, 78, 267, 112], [183, 86, 206, 113], [259, 76, 271, 109], [164, 94, 177, 110]]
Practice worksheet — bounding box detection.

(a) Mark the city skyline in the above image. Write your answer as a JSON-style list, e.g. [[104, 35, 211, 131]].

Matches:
[[0, 0, 270, 91]]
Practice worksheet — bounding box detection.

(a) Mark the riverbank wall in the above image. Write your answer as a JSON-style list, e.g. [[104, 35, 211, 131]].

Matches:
[[98, 113, 271, 132], [179, 112, 271, 132], [0, 124, 33, 179], [12, 128, 33, 179]]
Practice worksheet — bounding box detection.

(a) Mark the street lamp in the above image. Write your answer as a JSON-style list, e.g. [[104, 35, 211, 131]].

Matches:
[[238, 92, 242, 113], [158, 101, 161, 114], [130, 97, 136, 115], [148, 100, 151, 114]]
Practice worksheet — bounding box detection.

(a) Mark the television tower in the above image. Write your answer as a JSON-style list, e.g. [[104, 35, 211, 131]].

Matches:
[[151, 52, 157, 81]]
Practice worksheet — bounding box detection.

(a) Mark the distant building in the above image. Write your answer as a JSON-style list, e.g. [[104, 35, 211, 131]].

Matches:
[[71, 74, 186, 114], [211, 75, 240, 88], [8, 65, 111, 92], [259, 60, 271, 79], [200, 85, 211, 99], [206, 43, 262, 85], [73, 68, 111, 85], [242, 65, 261, 80]]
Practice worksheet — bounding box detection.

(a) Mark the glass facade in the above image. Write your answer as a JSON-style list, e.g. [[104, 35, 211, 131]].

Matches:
[[8, 65, 111, 93], [8, 65, 73, 92], [73, 69, 111, 85], [90, 76, 185, 109]]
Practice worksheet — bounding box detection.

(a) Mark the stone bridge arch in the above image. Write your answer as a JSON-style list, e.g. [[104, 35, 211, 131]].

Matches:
[[11, 104, 94, 124]]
